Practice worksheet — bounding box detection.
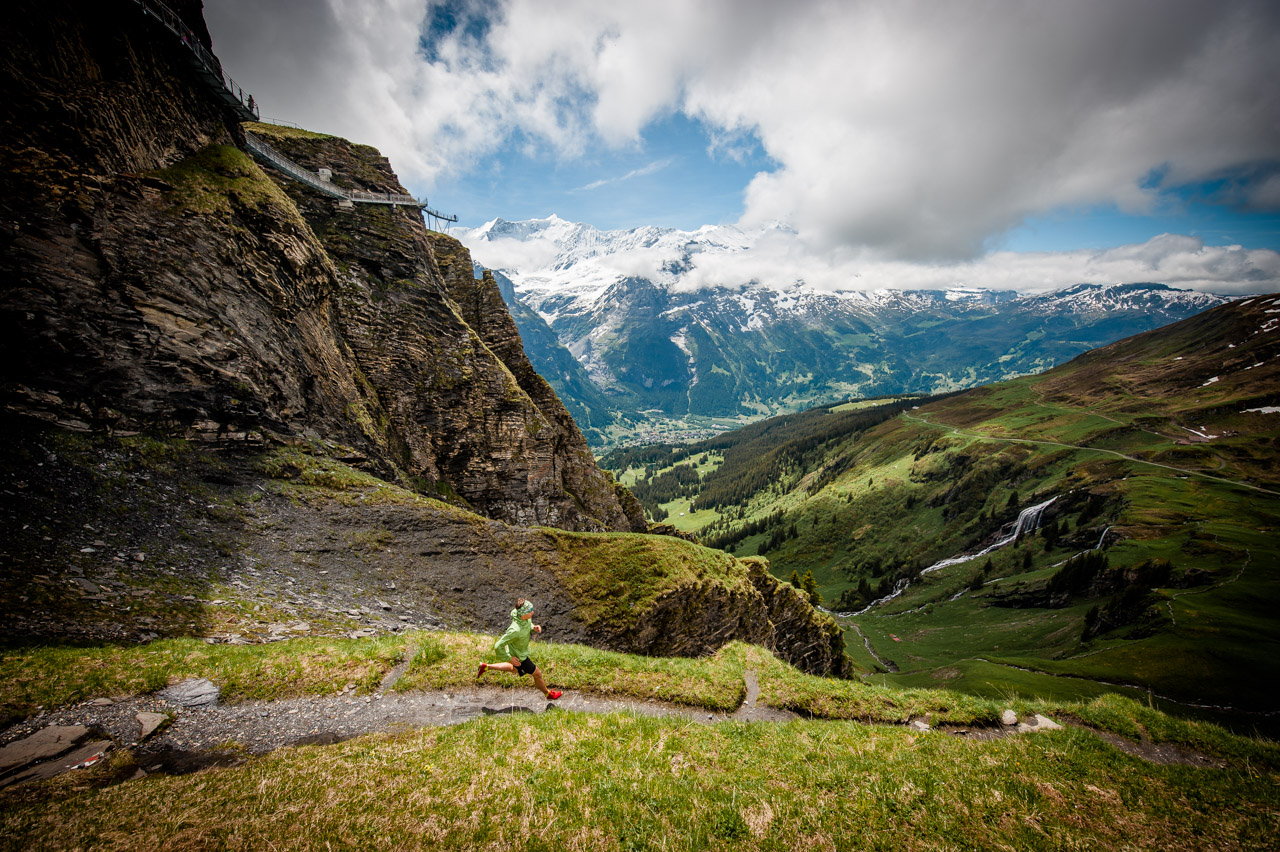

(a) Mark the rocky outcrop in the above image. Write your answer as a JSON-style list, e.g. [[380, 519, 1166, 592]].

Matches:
[[0, 417, 851, 676], [0, 0, 638, 532], [742, 558, 853, 678], [615, 578, 771, 659], [646, 523, 700, 543], [587, 565, 851, 677], [553, 538, 851, 677], [244, 124, 643, 531]]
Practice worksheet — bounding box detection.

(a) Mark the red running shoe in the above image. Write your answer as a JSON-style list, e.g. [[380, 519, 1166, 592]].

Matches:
[[476, 663, 487, 678], [547, 690, 562, 700]]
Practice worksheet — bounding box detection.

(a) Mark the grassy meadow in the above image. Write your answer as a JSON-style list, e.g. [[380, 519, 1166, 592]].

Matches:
[[1, 633, 1278, 850]]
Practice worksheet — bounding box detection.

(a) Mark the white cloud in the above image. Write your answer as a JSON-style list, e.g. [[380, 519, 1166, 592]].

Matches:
[[208, 0, 1280, 266], [459, 235, 562, 275], [719, 234, 1280, 295], [459, 221, 1280, 296]]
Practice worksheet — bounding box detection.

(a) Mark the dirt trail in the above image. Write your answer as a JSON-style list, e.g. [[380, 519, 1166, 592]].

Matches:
[[0, 667, 1220, 787], [1, 666, 804, 782]]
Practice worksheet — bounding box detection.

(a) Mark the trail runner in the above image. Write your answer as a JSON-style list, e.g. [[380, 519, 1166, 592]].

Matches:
[[476, 597, 562, 700]]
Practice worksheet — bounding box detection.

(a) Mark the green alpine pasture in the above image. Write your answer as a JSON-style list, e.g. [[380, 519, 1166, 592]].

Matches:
[[599, 297, 1280, 734]]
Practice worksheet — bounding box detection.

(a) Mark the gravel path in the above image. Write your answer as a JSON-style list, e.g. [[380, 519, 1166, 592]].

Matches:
[[2, 666, 1219, 787], [0, 668, 802, 781]]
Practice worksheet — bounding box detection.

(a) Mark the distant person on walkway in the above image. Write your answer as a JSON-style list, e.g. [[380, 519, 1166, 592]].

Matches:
[[476, 598, 562, 700]]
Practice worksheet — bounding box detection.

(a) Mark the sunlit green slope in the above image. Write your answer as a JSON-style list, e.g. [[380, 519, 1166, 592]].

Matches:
[[604, 294, 1280, 732]]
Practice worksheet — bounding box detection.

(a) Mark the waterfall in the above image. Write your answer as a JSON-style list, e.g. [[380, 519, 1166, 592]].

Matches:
[[822, 495, 1058, 618], [849, 578, 910, 616], [1094, 525, 1110, 550], [920, 495, 1057, 577], [1013, 497, 1055, 538]]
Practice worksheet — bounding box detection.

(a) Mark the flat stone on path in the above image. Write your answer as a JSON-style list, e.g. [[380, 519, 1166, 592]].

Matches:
[[0, 725, 90, 775], [136, 712, 168, 740], [159, 678, 220, 708], [1016, 714, 1063, 733]]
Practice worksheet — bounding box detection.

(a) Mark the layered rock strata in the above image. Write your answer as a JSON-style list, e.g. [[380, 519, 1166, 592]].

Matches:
[[0, 0, 639, 532]]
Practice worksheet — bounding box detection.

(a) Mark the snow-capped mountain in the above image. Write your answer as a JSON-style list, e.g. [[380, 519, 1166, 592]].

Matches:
[[458, 217, 1237, 444]]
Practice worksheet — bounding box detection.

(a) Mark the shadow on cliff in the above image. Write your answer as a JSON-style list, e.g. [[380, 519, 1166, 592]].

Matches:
[[0, 413, 235, 645], [0, 412, 557, 648], [0, 413, 852, 678]]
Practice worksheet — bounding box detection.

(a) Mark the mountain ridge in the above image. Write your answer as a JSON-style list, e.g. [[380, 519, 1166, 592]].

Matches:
[[461, 217, 1237, 444]]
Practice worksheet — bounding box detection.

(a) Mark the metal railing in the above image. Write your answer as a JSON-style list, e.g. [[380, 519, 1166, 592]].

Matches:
[[129, 0, 456, 225], [245, 133, 458, 223], [349, 188, 423, 207], [245, 133, 347, 199], [131, 0, 259, 121]]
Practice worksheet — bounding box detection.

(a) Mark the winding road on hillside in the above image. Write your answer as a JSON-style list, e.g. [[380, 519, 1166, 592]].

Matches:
[[901, 412, 1280, 497]]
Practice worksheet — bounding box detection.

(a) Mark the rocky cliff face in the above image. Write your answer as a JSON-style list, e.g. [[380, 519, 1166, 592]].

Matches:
[[242, 124, 645, 532], [0, 0, 848, 677], [590, 556, 850, 677], [0, 0, 640, 533], [741, 558, 852, 678]]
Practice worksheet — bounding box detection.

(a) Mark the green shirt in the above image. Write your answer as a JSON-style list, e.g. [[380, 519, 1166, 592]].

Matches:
[[494, 610, 534, 660]]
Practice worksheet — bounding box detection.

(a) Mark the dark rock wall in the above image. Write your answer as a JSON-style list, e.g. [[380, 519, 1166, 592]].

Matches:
[[0, 0, 373, 445], [589, 557, 851, 678], [0, 0, 229, 180], [0, 1, 642, 532], [250, 127, 643, 531]]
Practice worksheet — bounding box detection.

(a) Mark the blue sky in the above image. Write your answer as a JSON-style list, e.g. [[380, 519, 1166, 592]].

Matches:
[[206, 0, 1280, 292], [431, 114, 777, 231], [436, 127, 1280, 254], [1003, 199, 1280, 255]]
